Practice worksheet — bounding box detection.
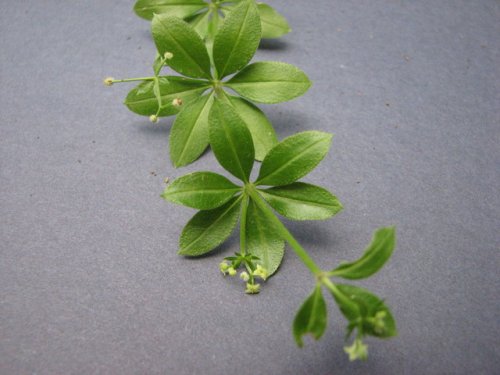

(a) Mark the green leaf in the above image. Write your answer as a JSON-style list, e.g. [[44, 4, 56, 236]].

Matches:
[[209, 100, 255, 182], [179, 197, 242, 256], [125, 77, 209, 117], [185, 9, 211, 39], [293, 285, 328, 347], [152, 15, 212, 79], [258, 3, 291, 39], [213, 0, 261, 78], [161, 172, 240, 210], [134, 0, 207, 21], [170, 94, 213, 167], [331, 227, 396, 280], [256, 131, 333, 186], [227, 95, 277, 161], [259, 182, 343, 220], [246, 199, 285, 275], [331, 284, 397, 338], [226, 62, 311, 104]]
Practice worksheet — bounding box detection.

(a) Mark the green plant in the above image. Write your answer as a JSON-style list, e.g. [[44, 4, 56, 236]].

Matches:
[[161, 102, 397, 359], [106, 0, 309, 167], [105, 0, 398, 361], [133, 0, 291, 40]]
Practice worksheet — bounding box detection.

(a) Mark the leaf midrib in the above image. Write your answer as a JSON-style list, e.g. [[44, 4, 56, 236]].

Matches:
[[156, 17, 211, 79], [127, 86, 209, 105], [260, 190, 337, 209], [177, 94, 212, 163], [181, 197, 241, 253], [218, 2, 251, 77], [257, 137, 326, 184]]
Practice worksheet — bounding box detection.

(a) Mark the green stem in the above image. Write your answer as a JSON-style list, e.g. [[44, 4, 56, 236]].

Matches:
[[322, 277, 361, 317], [111, 77, 155, 83], [239, 195, 249, 256], [246, 185, 322, 276]]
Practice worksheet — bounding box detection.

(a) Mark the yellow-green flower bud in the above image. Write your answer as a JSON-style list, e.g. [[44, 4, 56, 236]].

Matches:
[[219, 261, 230, 275], [164, 52, 174, 60], [172, 98, 183, 107], [149, 114, 158, 123], [240, 271, 250, 282], [103, 77, 114, 86], [228, 267, 237, 276]]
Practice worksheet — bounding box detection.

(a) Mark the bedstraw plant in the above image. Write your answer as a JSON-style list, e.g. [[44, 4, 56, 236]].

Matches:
[[105, 0, 398, 361]]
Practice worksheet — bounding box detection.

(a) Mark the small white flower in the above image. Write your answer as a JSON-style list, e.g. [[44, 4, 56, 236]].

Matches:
[[344, 339, 368, 361], [164, 51, 174, 60], [245, 282, 260, 294], [219, 261, 230, 275], [252, 264, 268, 280], [227, 267, 237, 276]]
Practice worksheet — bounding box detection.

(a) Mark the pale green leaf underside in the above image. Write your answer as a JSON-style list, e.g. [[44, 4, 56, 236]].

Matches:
[[331, 227, 396, 280], [246, 199, 285, 276], [256, 131, 333, 186], [161, 171, 240, 210], [259, 182, 343, 220], [125, 77, 209, 117], [226, 62, 311, 104], [258, 3, 291, 39], [209, 100, 255, 182], [293, 286, 328, 347], [179, 197, 241, 256], [170, 94, 214, 167], [227, 95, 277, 161], [213, 0, 261, 78], [152, 14, 212, 79], [134, 0, 207, 21]]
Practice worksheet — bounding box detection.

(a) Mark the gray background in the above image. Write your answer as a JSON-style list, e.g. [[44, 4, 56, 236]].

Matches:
[[1, 0, 499, 374]]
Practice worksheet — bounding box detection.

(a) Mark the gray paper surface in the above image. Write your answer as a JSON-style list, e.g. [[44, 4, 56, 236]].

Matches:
[[1, 1, 499, 374]]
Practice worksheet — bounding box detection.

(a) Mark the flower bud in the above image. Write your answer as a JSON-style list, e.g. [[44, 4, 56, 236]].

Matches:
[[164, 52, 174, 60], [219, 261, 230, 275], [172, 98, 183, 107], [103, 77, 114, 86], [149, 114, 158, 123], [239, 271, 250, 282], [228, 267, 237, 276]]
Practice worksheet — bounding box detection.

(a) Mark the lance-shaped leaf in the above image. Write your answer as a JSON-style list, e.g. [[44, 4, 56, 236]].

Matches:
[[257, 3, 291, 39], [209, 100, 255, 182], [170, 94, 213, 167], [152, 15, 212, 79], [179, 197, 242, 256], [293, 285, 328, 347], [134, 0, 207, 20], [256, 131, 333, 186], [259, 182, 343, 220], [246, 199, 285, 275], [125, 77, 209, 117], [213, 0, 261, 79], [226, 62, 311, 104], [331, 284, 397, 338], [161, 172, 240, 210], [227, 95, 277, 161], [331, 227, 396, 280]]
